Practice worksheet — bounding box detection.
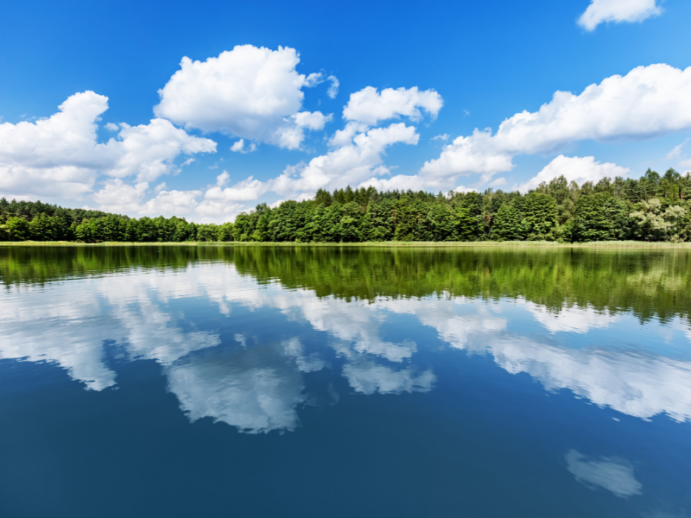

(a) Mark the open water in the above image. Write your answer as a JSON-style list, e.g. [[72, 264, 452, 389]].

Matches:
[[0, 245, 690, 517]]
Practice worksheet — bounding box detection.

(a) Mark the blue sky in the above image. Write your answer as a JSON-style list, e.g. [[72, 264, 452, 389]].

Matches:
[[1, 0, 690, 221]]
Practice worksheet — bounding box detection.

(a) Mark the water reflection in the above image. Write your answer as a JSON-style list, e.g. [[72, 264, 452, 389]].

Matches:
[[167, 341, 311, 434], [565, 450, 642, 499], [1, 247, 691, 435]]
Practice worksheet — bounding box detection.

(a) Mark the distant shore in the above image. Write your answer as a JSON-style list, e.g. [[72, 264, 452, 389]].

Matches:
[[2, 240, 691, 249]]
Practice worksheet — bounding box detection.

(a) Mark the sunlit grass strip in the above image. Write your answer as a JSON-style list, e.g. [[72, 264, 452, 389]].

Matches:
[[2, 240, 691, 248]]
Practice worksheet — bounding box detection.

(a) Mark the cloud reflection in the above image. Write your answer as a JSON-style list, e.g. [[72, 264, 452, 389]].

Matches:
[[565, 450, 642, 498], [343, 360, 435, 395], [3, 261, 691, 434], [167, 344, 309, 434]]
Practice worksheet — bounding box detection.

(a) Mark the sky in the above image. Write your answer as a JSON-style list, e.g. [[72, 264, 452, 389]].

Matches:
[[1, 0, 691, 222]]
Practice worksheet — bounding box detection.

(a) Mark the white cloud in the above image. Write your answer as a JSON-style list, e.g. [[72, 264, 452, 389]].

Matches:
[[194, 199, 247, 223], [269, 122, 419, 197], [304, 72, 323, 87], [667, 139, 688, 160], [327, 75, 340, 99], [579, 0, 661, 31], [90, 178, 248, 224], [343, 86, 443, 126], [104, 122, 119, 131], [668, 139, 691, 171], [230, 139, 257, 153], [205, 176, 270, 202], [106, 118, 216, 182], [487, 177, 507, 187], [180, 85, 438, 200], [93, 179, 149, 213], [432, 134, 449, 141], [139, 188, 202, 217], [565, 450, 642, 498], [291, 111, 331, 130], [154, 45, 329, 150], [421, 128, 514, 178], [421, 64, 691, 183], [216, 171, 230, 186], [0, 91, 216, 200], [517, 155, 630, 192]]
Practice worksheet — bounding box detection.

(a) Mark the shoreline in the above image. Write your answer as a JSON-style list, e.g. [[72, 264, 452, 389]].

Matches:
[[1, 240, 691, 249]]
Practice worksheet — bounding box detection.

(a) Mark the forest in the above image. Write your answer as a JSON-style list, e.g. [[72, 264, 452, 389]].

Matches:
[[1, 168, 690, 243]]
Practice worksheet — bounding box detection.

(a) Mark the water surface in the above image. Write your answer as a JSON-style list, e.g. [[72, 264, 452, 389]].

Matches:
[[1, 246, 690, 517]]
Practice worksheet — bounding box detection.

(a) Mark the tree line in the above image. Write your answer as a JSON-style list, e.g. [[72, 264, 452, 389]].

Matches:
[[1, 168, 691, 243]]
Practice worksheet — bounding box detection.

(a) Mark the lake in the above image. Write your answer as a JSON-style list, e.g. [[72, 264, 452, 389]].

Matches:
[[1, 245, 690, 518]]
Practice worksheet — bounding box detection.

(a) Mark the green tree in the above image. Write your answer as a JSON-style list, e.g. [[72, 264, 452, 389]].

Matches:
[[452, 208, 480, 241], [6, 217, 30, 241], [522, 193, 558, 239], [491, 204, 525, 241], [571, 193, 631, 242]]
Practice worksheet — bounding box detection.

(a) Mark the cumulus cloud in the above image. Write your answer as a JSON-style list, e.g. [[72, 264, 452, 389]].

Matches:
[[205, 176, 270, 202], [421, 64, 691, 184], [216, 171, 230, 187], [0, 91, 216, 200], [343, 86, 443, 126], [207, 121, 420, 204], [93, 179, 149, 213], [517, 155, 630, 193], [420, 129, 514, 178], [269, 122, 419, 197], [91, 181, 248, 223], [106, 118, 216, 182], [154, 45, 330, 150], [139, 188, 203, 217], [579, 0, 661, 31], [91, 178, 252, 223], [565, 450, 642, 498]]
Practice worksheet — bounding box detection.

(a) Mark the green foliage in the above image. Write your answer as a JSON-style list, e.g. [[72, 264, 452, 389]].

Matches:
[[6, 217, 30, 241], [452, 208, 481, 241], [629, 199, 690, 242], [571, 193, 631, 242], [491, 204, 525, 241], [522, 192, 558, 239]]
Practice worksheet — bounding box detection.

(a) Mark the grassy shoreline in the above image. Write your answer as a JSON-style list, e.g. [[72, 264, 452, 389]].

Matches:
[[1, 240, 691, 249]]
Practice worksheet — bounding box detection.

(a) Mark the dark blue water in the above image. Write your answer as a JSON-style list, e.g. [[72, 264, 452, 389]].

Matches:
[[1, 247, 690, 517]]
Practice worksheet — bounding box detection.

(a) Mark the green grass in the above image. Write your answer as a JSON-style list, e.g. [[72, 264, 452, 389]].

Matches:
[[2, 240, 691, 248]]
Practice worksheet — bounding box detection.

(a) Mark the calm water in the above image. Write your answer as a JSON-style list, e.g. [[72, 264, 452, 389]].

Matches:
[[1, 246, 690, 518]]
